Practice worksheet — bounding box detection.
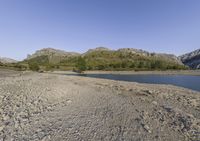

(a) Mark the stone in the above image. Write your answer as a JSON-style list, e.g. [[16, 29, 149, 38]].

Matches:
[[0, 125, 5, 132], [143, 125, 151, 133], [152, 101, 158, 106], [144, 90, 153, 95], [67, 100, 72, 103]]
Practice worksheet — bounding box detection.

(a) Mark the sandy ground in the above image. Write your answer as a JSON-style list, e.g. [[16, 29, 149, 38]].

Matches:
[[0, 70, 200, 141], [0, 69, 22, 77]]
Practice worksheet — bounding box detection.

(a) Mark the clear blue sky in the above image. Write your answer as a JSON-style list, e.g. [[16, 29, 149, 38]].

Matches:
[[0, 0, 200, 60]]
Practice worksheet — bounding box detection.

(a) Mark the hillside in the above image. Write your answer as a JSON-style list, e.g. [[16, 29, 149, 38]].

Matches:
[[26, 48, 80, 64], [23, 47, 187, 71], [117, 48, 183, 65], [179, 49, 200, 69], [0, 57, 17, 64], [82, 48, 185, 71]]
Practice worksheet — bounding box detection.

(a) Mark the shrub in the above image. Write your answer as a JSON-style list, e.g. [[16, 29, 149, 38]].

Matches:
[[28, 62, 40, 71], [76, 57, 86, 72]]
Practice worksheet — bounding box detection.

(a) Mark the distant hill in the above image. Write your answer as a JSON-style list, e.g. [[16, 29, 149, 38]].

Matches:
[[25, 48, 80, 64], [82, 47, 185, 70], [117, 48, 183, 65], [179, 49, 200, 69], [27, 48, 79, 59], [22, 47, 187, 71], [0, 57, 18, 64]]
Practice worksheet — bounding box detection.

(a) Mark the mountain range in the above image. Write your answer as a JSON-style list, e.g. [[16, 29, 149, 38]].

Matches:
[[26, 47, 183, 64], [0, 57, 18, 64], [0, 47, 199, 70], [22, 47, 186, 71]]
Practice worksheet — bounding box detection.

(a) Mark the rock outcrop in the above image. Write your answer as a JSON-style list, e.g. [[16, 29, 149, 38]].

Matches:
[[118, 48, 183, 65], [179, 49, 200, 69], [83, 47, 111, 55]]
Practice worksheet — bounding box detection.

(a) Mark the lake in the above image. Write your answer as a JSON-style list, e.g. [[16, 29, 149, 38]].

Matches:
[[67, 73, 200, 92]]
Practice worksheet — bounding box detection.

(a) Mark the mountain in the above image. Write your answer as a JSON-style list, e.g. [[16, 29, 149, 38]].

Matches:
[[179, 49, 200, 69], [0, 57, 18, 64], [152, 53, 183, 65], [25, 48, 80, 64], [24, 47, 187, 71], [83, 47, 111, 55], [82, 47, 185, 70], [27, 48, 80, 59], [117, 48, 183, 65]]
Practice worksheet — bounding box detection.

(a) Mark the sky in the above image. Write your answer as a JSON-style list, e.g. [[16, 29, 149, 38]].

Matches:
[[0, 0, 200, 60]]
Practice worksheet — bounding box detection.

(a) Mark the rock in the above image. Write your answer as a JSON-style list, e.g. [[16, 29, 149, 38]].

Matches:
[[41, 135, 51, 141], [152, 101, 158, 106], [128, 88, 133, 91], [2, 114, 10, 121], [0, 125, 5, 132], [179, 48, 200, 69], [19, 111, 29, 119], [143, 90, 154, 95], [143, 125, 151, 133], [162, 105, 173, 113], [67, 100, 72, 103]]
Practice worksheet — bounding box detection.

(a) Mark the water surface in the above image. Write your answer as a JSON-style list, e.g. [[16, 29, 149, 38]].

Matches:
[[67, 73, 200, 92]]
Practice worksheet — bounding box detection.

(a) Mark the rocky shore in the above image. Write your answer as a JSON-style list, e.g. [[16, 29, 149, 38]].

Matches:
[[84, 70, 200, 76], [52, 70, 200, 76], [0, 70, 200, 140]]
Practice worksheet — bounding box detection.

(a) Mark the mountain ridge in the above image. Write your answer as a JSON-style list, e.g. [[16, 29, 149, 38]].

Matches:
[[27, 48, 80, 60], [0, 57, 18, 64], [179, 49, 200, 69], [3, 47, 200, 70], [25, 47, 182, 64], [21, 47, 188, 71]]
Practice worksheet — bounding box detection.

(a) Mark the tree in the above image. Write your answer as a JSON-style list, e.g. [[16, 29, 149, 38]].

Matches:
[[76, 57, 86, 72], [28, 62, 40, 71], [138, 61, 144, 68]]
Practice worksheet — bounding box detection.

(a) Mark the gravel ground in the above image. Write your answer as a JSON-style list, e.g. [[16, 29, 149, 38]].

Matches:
[[0, 70, 200, 141]]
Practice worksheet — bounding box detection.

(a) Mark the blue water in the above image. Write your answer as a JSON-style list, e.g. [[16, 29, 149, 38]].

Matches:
[[66, 73, 200, 92]]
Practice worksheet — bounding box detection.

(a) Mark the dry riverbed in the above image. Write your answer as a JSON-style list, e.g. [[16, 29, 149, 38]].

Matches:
[[0, 70, 200, 141]]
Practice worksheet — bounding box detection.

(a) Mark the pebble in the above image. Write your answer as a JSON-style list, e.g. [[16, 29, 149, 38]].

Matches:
[[144, 90, 153, 95], [143, 125, 151, 133], [152, 101, 158, 106], [67, 100, 72, 103], [0, 125, 5, 132]]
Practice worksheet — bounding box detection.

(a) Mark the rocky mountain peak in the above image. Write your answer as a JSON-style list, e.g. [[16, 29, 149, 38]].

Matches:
[[179, 49, 200, 69]]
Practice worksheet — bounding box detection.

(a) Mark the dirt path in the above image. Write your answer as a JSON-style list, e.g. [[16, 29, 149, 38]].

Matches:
[[0, 72, 199, 140]]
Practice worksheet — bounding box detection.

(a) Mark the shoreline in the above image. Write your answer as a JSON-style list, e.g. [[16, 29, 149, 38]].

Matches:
[[52, 70, 200, 76]]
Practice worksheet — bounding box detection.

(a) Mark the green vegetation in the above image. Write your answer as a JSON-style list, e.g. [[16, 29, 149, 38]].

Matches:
[[12, 50, 188, 72], [83, 50, 187, 71], [0, 62, 27, 71], [75, 57, 86, 72], [28, 62, 40, 71]]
